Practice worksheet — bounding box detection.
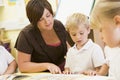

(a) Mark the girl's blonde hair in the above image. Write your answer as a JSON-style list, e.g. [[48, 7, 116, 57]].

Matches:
[[65, 13, 89, 32], [90, 0, 120, 29]]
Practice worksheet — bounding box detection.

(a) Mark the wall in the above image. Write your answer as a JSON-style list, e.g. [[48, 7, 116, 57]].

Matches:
[[0, 0, 29, 30], [5, 30, 20, 58], [55, 0, 94, 25], [0, 0, 27, 58]]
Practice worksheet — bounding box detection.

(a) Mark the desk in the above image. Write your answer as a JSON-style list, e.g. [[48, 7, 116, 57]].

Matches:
[[4, 73, 114, 80]]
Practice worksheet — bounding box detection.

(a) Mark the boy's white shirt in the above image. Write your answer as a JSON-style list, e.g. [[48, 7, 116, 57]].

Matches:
[[104, 46, 120, 80], [65, 39, 106, 73], [0, 46, 15, 75]]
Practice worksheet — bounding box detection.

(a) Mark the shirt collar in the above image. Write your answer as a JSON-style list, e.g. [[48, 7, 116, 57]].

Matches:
[[73, 39, 93, 51]]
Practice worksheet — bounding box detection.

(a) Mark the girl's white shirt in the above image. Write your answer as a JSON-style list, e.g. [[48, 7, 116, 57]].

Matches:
[[104, 46, 120, 80], [0, 46, 14, 75]]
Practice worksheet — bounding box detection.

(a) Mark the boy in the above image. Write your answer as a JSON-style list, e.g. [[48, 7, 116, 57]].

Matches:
[[63, 13, 108, 76]]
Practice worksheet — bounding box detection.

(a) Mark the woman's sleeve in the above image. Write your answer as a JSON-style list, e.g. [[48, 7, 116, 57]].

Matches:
[[58, 20, 74, 46], [66, 31, 74, 46], [15, 31, 33, 54]]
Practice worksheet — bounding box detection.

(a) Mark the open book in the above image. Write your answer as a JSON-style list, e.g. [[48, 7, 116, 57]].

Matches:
[[26, 73, 114, 80], [0, 73, 114, 80], [0, 74, 29, 80]]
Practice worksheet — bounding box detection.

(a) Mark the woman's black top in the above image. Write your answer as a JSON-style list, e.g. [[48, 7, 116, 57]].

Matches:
[[15, 20, 67, 71]]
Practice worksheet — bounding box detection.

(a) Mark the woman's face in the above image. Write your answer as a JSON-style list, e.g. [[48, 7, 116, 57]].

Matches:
[[37, 8, 54, 31], [99, 17, 120, 47]]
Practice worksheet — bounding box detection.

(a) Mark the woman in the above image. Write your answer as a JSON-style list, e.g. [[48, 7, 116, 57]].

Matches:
[[15, 0, 69, 74], [90, 0, 120, 79]]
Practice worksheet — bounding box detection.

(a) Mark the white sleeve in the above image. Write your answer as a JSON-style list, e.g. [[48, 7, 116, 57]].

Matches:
[[64, 48, 72, 68], [2, 46, 15, 64], [92, 45, 106, 67]]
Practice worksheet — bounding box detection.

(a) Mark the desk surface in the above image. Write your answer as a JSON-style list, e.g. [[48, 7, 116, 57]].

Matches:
[[0, 73, 114, 80], [14, 73, 114, 80]]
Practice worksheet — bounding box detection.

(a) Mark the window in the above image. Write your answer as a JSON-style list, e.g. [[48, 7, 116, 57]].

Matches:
[[55, 0, 95, 46], [55, 0, 94, 25]]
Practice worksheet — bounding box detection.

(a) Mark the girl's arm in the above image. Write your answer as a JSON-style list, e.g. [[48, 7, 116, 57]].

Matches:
[[96, 63, 109, 76], [4, 60, 17, 75]]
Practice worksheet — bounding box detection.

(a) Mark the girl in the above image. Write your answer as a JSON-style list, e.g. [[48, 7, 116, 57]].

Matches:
[[90, 0, 120, 79]]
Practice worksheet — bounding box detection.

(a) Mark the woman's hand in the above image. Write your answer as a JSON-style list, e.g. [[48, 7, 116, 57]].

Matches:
[[47, 63, 62, 74]]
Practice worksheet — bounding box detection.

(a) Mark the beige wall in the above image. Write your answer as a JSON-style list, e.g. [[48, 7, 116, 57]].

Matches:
[[0, 0, 26, 21], [0, 0, 26, 59], [5, 29, 21, 58]]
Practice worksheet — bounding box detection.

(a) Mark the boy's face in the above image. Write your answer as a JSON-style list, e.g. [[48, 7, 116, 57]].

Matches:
[[69, 25, 90, 47], [99, 17, 120, 47]]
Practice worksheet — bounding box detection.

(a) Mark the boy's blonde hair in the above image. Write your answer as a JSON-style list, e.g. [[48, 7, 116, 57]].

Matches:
[[90, 0, 120, 29], [65, 13, 89, 32]]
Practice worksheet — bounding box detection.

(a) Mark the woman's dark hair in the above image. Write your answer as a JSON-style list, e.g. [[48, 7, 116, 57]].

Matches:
[[26, 0, 53, 26]]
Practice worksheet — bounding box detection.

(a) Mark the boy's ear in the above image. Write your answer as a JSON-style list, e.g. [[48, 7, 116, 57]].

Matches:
[[113, 15, 120, 26]]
